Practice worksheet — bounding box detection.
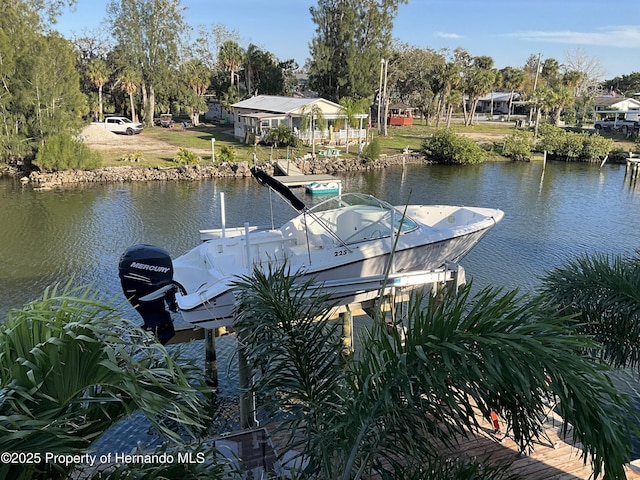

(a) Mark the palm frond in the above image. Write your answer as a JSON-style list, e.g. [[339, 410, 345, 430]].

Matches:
[[0, 284, 212, 480], [233, 264, 635, 479], [539, 252, 640, 369]]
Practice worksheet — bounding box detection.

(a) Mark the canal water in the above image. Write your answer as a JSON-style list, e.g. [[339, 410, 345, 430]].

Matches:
[[3, 161, 638, 315], [2, 160, 640, 453]]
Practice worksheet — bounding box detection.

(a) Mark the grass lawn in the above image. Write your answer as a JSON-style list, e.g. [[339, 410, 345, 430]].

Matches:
[[98, 118, 638, 168]]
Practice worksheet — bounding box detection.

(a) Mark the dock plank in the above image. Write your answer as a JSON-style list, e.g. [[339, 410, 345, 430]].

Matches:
[[274, 159, 305, 176], [278, 174, 340, 188], [264, 409, 640, 479]]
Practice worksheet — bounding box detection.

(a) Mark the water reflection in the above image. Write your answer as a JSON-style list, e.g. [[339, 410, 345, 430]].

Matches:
[[2, 161, 640, 317]]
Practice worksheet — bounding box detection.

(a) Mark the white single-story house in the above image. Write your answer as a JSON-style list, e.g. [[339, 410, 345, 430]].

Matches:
[[593, 96, 640, 121], [204, 97, 233, 125], [475, 92, 521, 115], [230, 95, 368, 145]]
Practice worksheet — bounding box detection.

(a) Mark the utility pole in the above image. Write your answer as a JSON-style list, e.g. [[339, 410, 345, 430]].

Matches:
[[377, 58, 385, 135], [528, 53, 542, 126], [382, 58, 389, 136]]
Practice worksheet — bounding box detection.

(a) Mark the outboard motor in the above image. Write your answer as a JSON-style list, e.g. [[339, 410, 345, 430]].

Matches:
[[118, 244, 176, 344]]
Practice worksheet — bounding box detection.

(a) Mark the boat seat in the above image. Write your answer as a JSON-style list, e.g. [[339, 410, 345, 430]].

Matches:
[[335, 207, 387, 242]]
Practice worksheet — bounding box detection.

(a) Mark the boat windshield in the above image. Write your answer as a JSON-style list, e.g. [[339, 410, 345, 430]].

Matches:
[[307, 193, 418, 245]]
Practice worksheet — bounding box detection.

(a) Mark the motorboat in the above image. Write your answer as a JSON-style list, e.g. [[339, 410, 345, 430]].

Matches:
[[118, 168, 504, 342], [305, 181, 341, 195]]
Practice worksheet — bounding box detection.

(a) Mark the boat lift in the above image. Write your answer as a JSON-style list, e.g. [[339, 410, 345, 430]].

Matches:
[[169, 261, 466, 429], [166, 185, 469, 428]]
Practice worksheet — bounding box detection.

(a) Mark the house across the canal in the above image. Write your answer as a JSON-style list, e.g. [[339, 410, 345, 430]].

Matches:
[[230, 95, 368, 146]]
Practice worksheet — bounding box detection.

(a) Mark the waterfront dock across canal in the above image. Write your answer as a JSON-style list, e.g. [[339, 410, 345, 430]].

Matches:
[[273, 158, 341, 188]]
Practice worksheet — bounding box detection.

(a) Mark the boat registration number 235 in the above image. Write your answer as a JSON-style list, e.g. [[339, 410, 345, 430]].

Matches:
[[334, 249, 349, 257]]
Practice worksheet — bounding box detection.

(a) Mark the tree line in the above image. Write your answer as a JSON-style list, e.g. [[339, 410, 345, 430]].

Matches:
[[2, 0, 639, 168]]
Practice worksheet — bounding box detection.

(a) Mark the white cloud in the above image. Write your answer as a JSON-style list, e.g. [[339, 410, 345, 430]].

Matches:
[[434, 32, 463, 39], [508, 25, 640, 48]]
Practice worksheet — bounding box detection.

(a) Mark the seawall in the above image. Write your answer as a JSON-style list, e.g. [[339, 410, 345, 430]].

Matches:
[[24, 153, 427, 189]]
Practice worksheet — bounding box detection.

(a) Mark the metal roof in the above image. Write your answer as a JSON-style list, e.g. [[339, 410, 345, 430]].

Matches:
[[477, 92, 518, 102], [231, 95, 338, 114], [594, 96, 640, 107]]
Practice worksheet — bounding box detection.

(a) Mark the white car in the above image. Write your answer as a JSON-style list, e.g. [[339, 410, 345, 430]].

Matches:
[[92, 116, 143, 135]]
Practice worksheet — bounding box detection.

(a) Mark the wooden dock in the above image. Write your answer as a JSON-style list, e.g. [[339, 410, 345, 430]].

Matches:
[[261, 409, 640, 479], [274, 159, 304, 176], [278, 174, 340, 188], [441, 408, 640, 480], [273, 158, 341, 188]]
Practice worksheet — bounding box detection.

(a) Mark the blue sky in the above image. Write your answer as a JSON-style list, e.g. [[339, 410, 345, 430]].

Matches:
[[56, 0, 640, 79]]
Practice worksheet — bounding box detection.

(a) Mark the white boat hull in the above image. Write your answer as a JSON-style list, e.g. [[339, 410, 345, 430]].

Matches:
[[119, 171, 504, 339], [174, 218, 496, 329]]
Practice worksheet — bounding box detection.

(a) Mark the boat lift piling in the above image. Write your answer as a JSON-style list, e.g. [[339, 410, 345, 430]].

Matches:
[[167, 264, 466, 428], [204, 328, 218, 388], [236, 263, 466, 427], [340, 310, 354, 362], [170, 263, 466, 429], [626, 152, 640, 182]]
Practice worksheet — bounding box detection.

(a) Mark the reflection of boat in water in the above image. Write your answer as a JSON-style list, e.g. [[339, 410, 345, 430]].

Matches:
[[305, 181, 341, 195], [118, 168, 504, 341]]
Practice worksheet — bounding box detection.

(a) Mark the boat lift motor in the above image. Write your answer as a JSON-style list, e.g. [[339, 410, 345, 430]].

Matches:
[[118, 244, 177, 344]]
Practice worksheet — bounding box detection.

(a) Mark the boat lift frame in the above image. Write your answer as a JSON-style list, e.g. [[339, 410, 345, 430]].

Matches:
[[169, 262, 466, 429]]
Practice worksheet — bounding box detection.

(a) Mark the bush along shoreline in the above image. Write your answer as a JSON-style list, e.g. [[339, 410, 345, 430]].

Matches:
[[19, 153, 428, 190]]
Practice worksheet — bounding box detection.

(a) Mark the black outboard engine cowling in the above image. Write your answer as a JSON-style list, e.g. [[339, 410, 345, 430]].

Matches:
[[118, 244, 176, 344]]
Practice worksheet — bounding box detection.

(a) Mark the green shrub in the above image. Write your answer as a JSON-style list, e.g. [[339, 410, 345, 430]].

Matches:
[[536, 123, 564, 155], [217, 145, 237, 163], [555, 131, 584, 159], [502, 130, 533, 161], [33, 133, 102, 171], [420, 128, 485, 164], [174, 147, 200, 165], [119, 151, 143, 162], [581, 133, 614, 161], [537, 124, 613, 162], [363, 136, 381, 160]]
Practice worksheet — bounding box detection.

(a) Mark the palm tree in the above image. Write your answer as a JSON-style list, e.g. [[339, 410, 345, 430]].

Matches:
[[444, 89, 463, 128], [233, 265, 633, 479], [500, 67, 525, 121], [338, 97, 367, 154], [243, 43, 261, 95], [0, 283, 215, 480], [117, 67, 141, 122], [86, 58, 109, 121], [539, 251, 640, 370], [220, 85, 242, 112], [180, 59, 210, 125], [431, 59, 462, 128], [463, 56, 497, 126], [265, 123, 296, 159], [300, 103, 326, 157], [218, 40, 244, 88]]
